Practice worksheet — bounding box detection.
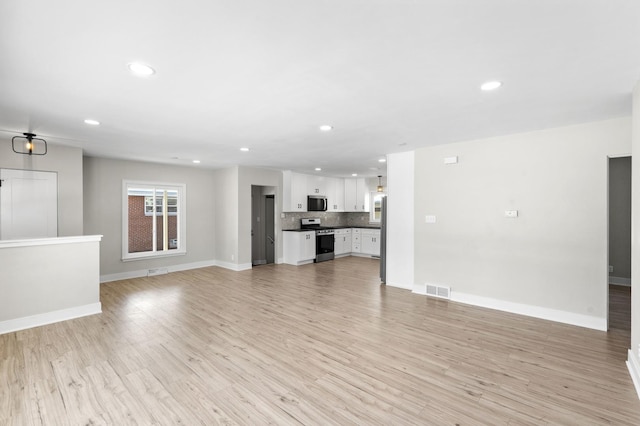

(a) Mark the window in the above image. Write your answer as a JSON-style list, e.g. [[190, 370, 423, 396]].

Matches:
[[369, 192, 386, 223], [123, 181, 186, 260]]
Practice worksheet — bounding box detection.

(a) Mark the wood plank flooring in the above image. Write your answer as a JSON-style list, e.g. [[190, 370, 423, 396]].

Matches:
[[2, 256, 639, 425], [609, 284, 632, 331]]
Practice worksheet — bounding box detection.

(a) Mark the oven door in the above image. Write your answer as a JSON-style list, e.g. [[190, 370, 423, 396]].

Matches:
[[315, 233, 335, 262]]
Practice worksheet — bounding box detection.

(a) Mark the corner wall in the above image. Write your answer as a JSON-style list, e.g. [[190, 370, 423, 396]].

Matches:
[[414, 118, 631, 330]]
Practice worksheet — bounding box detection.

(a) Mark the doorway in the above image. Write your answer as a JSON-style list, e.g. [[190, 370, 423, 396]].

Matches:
[[251, 185, 276, 266], [608, 156, 631, 331]]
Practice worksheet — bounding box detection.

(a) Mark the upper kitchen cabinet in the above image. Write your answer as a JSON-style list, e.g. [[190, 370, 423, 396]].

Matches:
[[283, 171, 307, 212], [326, 178, 345, 212], [307, 175, 328, 196], [344, 178, 369, 212]]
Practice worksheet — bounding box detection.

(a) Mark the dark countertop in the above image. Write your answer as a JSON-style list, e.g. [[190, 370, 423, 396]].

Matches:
[[283, 226, 380, 232]]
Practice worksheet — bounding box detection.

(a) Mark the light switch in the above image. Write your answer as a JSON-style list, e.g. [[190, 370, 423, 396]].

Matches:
[[444, 156, 458, 165], [425, 215, 437, 223], [504, 210, 518, 218]]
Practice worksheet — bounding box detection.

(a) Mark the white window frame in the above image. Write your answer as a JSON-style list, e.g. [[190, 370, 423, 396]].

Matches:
[[122, 180, 187, 261]]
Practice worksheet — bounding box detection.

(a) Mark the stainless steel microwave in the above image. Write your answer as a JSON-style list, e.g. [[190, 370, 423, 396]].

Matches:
[[307, 195, 328, 211]]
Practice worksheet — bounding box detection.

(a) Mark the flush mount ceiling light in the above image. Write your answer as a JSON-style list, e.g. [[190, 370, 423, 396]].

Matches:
[[480, 80, 502, 91], [351, 173, 358, 177], [128, 62, 155, 77], [377, 175, 384, 193], [12, 132, 47, 156], [378, 158, 386, 163], [315, 167, 322, 171], [319, 125, 333, 132], [192, 160, 201, 164], [240, 147, 250, 152], [84, 119, 100, 125]]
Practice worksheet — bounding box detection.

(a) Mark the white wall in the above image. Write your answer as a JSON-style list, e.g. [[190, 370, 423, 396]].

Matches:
[[0, 138, 83, 236], [0, 236, 102, 334], [629, 82, 640, 395], [212, 166, 240, 269], [414, 118, 631, 330], [83, 157, 216, 279], [386, 151, 414, 290]]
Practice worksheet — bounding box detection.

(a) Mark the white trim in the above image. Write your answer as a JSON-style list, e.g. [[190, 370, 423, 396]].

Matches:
[[100, 259, 217, 283], [0, 235, 102, 249], [0, 303, 102, 335], [610, 276, 631, 286], [386, 281, 413, 290], [627, 349, 640, 400], [411, 285, 607, 330], [216, 261, 253, 271], [449, 291, 607, 331]]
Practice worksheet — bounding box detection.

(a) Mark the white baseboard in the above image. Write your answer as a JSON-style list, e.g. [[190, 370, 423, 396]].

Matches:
[[449, 291, 606, 331], [215, 260, 252, 271], [100, 259, 217, 283], [610, 276, 631, 286], [627, 348, 640, 400], [411, 285, 606, 331], [0, 302, 102, 335], [386, 281, 413, 290]]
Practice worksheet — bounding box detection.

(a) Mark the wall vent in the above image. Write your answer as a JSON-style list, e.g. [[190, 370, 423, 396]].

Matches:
[[426, 284, 451, 300], [148, 268, 169, 277]]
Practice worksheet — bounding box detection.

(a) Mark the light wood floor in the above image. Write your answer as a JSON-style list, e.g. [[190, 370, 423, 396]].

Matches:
[[2, 257, 639, 425]]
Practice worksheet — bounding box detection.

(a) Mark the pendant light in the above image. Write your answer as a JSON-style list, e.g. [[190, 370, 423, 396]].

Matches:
[[377, 175, 384, 193], [12, 132, 47, 156]]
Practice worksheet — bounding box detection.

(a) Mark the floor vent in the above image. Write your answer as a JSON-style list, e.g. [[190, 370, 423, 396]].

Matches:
[[426, 284, 451, 300], [148, 268, 169, 277]]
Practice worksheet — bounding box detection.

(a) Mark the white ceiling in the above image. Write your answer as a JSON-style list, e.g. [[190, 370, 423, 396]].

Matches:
[[1, 0, 639, 177]]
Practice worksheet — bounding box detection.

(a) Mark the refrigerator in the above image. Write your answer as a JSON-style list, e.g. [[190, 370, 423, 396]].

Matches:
[[379, 195, 387, 283]]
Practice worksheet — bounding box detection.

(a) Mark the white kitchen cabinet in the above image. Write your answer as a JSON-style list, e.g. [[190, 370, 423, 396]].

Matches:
[[334, 228, 351, 256], [326, 177, 345, 212], [283, 231, 316, 265], [361, 229, 381, 256], [307, 175, 328, 196], [344, 178, 369, 212], [283, 171, 307, 212], [351, 228, 361, 253]]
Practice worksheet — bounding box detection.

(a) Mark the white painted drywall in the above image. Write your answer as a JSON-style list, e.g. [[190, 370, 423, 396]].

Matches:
[[212, 166, 240, 268], [83, 157, 215, 277], [386, 151, 414, 290], [631, 81, 640, 370], [414, 118, 631, 326], [0, 236, 101, 334], [0, 138, 83, 236]]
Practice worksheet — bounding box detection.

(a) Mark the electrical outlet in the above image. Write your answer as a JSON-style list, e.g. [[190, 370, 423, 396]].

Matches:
[[609, 265, 614, 273], [231, 254, 235, 261]]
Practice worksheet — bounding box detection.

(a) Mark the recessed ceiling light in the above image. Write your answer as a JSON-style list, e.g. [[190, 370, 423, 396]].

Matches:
[[480, 80, 502, 91], [84, 119, 100, 126], [240, 147, 249, 152], [378, 158, 386, 163], [128, 62, 155, 77], [315, 167, 322, 171], [192, 160, 201, 164], [351, 173, 358, 177], [319, 125, 333, 132]]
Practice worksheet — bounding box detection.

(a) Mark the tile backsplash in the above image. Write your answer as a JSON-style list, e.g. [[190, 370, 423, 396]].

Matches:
[[282, 212, 377, 230]]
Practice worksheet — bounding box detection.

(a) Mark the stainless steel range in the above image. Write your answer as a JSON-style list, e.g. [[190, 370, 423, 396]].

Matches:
[[301, 218, 335, 262]]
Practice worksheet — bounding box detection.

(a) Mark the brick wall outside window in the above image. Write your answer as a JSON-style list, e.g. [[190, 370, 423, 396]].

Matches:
[[128, 195, 177, 253]]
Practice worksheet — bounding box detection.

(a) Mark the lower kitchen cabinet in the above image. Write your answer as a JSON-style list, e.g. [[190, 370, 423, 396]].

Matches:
[[361, 229, 381, 257], [283, 231, 315, 265], [334, 228, 352, 256]]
